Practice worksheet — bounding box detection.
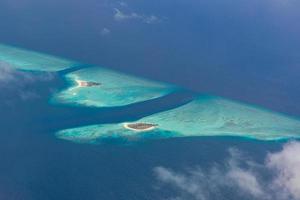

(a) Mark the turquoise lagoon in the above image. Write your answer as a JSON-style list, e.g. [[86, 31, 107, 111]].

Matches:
[[0, 44, 79, 71], [1, 44, 300, 144], [0, 44, 176, 107], [56, 95, 300, 143], [51, 66, 177, 107]]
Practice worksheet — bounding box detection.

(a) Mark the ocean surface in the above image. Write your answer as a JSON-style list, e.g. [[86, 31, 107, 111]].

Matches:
[[0, 0, 300, 199]]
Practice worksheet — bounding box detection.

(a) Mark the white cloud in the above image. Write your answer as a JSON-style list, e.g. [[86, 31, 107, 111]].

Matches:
[[113, 8, 161, 24], [0, 65, 16, 82], [226, 165, 265, 198], [154, 142, 300, 200], [101, 27, 111, 36], [224, 148, 266, 198], [267, 142, 300, 200], [154, 167, 209, 200], [118, 1, 128, 7], [0, 62, 54, 101], [0, 62, 53, 84], [114, 8, 141, 21], [143, 15, 160, 24]]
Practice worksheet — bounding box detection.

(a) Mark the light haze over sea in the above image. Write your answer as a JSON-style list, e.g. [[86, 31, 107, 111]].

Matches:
[[0, 0, 300, 199]]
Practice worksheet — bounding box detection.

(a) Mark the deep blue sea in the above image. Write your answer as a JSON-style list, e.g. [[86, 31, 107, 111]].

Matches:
[[0, 0, 300, 199]]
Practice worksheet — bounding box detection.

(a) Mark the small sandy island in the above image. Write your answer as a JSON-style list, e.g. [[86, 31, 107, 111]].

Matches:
[[123, 122, 158, 132], [76, 80, 101, 87]]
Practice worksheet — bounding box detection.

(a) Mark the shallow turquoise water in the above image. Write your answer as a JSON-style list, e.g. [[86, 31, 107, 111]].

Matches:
[[52, 66, 177, 107], [0, 44, 177, 107], [1, 44, 300, 144], [0, 44, 79, 71], [1, 0, 300, 199], [57, 95, 300, 143]]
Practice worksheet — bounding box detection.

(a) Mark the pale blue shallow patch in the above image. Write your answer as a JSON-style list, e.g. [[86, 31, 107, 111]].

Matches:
[[0, 44, 176, 107], [56, 123, 177, 144], [56, 95, 300, 143], [52, 66, 177, 107], [0, 44, 79, 71]]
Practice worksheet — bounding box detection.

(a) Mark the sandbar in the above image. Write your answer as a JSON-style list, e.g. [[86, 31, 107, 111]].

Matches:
[[123, 122, 158, 132], [75, 79, 101, 87]]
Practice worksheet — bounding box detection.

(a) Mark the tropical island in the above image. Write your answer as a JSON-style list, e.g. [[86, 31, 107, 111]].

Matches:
[[76, 80, 101, 87], [123, 122, 158, 131]]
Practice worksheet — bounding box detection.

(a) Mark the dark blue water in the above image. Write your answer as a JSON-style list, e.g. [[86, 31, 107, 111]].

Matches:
[[0, 0, 300, 199], [0, 73, 284, 199]]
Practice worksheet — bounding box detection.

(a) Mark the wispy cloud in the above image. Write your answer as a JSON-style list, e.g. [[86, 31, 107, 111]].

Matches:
[[118, 1, 128, 7], [154, 142, 300, 200], [113, 8, 141, 21], [113, 8, 161, 24], [143, 15, 160, 24], [0, 62, 53, 84], [0, 65, 17, 82], [267, 142, 300, 200], [0, 62, 54, 101], [101, 27, 111, 36], [0, 63, 34, 83]]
